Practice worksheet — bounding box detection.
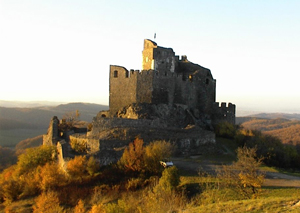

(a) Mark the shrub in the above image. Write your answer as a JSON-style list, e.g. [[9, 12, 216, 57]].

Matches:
[[16, 145, 57, 175], [33, 190, 64, 213], [67, 155, 87, 182], [144, 140, 174, 175], [118, 138, 145, 173], [155, 166, 180, 193], [217, 146, 265, 199]]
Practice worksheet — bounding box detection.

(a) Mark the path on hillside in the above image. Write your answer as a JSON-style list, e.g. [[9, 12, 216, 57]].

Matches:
[[172, 158, 300, 188]]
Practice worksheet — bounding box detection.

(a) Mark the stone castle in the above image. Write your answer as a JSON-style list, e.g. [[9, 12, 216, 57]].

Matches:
[[104, 39, 235, 125], [43, 39, 236, 165]]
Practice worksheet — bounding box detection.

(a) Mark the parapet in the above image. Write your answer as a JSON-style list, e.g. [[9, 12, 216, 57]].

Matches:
[[212, 102, 236, 125]]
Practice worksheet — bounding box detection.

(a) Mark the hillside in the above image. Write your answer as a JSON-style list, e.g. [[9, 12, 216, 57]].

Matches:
[[238, 114, 300, 145], [0, 102, 108, 147]]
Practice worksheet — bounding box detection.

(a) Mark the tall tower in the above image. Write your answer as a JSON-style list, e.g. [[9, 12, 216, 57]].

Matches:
[[142, 39, 177, 73], [142, 39, 157, 70]]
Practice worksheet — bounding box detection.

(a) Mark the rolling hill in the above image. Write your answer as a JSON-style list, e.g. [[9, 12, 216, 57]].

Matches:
[[0, 102, 108, 147], [237, 114, 300, 145]]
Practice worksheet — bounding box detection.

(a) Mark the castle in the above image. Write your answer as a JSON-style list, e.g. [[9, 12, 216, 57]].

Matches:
[[106, 39, 235, 126], [43, 39, 236, 164]]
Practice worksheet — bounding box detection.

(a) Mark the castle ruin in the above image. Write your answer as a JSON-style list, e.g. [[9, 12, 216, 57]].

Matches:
[[43, 39, 236, 163]]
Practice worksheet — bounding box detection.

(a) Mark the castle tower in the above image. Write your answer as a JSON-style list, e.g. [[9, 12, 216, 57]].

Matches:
[[142, 39, 177, 73]]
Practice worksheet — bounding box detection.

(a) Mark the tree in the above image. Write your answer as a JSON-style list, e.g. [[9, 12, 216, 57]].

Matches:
[[155, 166, 180, 193], [118, 138, 145, 172], [37, 162, 66, 191], [33, 190, 64, 213], [144, 140, 174, 174], [16, 145, 57, 175], [217, 146, 265, 199], [74, 199, 86, 213], [67, 155, 87, 182], [215, 122, 238, 138], [86, 156, 100, 176]]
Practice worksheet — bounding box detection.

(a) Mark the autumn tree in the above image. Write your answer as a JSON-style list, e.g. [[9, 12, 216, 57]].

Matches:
[[74, 199, 86, 213], [16, 145, 57, 175], [37, 162, 66, 191], [67, 155, 87, 182], [86, 156, 100, 176], [217, 146, 265, 199], [33, 190, 64, 213], [144, 140, 174, 174], [118, 138, 145, 173]]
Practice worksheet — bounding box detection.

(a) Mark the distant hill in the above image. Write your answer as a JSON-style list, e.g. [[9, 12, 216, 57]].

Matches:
[[15, 135, 43, 154], [0, 102, 108, 129], [0, 100, 65, 108], [0, 102, 108, 147], [237, 113, 300, 145]]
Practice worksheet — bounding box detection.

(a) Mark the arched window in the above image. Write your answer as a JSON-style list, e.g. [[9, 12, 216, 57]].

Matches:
[[114, 70, 118, 78]]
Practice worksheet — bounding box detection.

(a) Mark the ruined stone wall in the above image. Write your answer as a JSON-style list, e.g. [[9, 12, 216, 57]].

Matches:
[[43, 116, 60, 146], [90, 117, 162, 135], [57, 140, 68, 172]]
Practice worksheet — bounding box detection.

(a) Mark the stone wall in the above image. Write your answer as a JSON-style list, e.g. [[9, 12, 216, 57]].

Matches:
[[212, 102, 236, 125], [43, 116, 60, 146], [109, 65, 138, 116]]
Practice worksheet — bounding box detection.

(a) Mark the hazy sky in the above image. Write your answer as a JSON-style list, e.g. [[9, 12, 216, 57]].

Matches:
[[1, 1, 300, 114]]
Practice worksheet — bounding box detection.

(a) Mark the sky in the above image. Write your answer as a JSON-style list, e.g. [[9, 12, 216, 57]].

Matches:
[[1, 1, 300, 115]]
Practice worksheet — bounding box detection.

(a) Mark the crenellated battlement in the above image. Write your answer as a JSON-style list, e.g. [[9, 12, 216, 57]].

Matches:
[[212, 102, 236, 125]]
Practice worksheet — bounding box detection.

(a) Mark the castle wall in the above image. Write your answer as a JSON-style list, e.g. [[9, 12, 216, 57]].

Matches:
[[212, 102, 236, 125], [109, 65, 138, 115], [136, 70, 155, 104], [109, 39, 234, 125]]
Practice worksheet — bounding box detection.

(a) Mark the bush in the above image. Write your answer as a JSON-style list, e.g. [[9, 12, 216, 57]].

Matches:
[[217, 146, 265, 199], [33, 190, 64, 213], [16, 145, 57, 175], [154, 166, 180, 193], [215, 122, 238, 138]]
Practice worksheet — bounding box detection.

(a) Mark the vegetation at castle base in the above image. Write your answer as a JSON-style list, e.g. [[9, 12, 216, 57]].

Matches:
[[217, 146, 265, 199], [216, 122, 300, 170], [1, 136, 300, 212]]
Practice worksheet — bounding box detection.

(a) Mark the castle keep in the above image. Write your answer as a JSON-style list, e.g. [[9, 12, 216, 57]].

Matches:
[[108, 39, 235, 125]]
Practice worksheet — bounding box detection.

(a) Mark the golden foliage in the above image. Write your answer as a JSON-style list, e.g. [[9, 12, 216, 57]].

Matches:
[[33, 191, 64, 213], [217, 146, 265, 199], [67, 155, 87, 182], [118, 138, 144, 172], [74, 199, 86, 213]]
